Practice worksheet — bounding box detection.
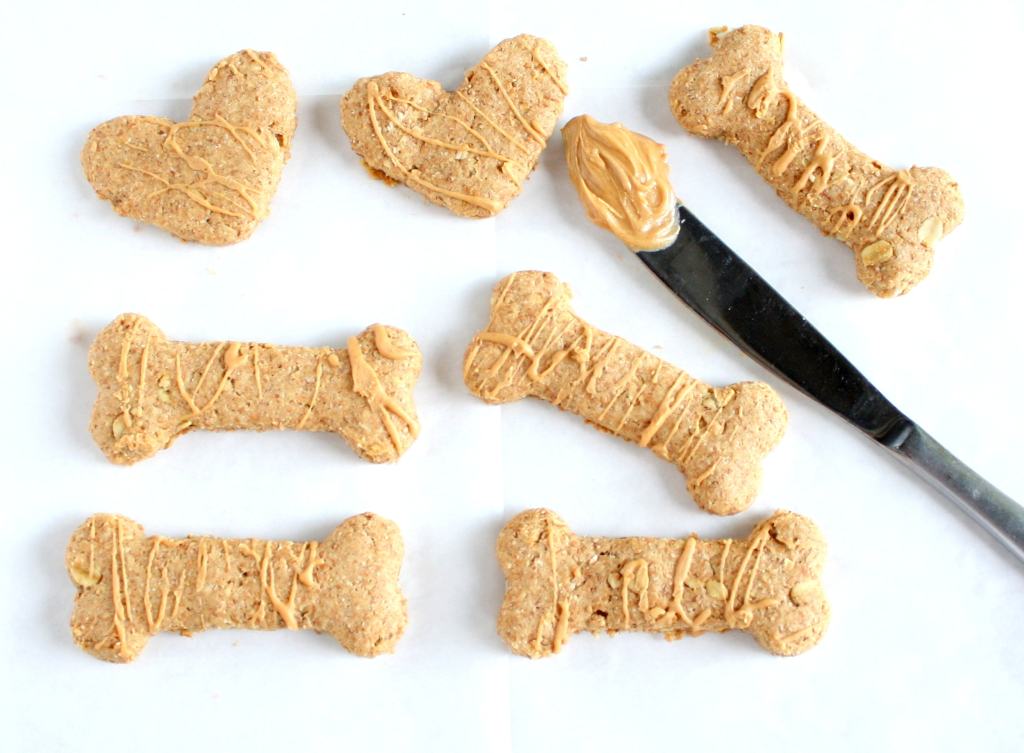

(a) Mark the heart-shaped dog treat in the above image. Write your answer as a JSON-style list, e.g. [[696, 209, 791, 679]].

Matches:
[[340, 34, 568, 218], [82, 50, 297, 244]]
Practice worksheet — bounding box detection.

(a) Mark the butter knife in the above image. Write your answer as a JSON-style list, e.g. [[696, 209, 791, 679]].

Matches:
[[562, 115, 1024, 562], [638, 205, 1023, 562]]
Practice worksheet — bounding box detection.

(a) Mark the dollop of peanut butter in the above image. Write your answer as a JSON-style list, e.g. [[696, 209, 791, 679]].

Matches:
[[562, 115, 679, 252]]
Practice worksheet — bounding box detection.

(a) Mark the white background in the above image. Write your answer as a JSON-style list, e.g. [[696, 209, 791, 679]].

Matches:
[[1, 0, 1022, 750]]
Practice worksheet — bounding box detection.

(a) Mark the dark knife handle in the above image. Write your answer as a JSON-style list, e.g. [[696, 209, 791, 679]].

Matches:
[[890, 423, 1024, 561]]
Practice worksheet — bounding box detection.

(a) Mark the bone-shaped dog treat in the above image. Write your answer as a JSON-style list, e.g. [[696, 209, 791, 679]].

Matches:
[[66, 513, 407, 662], [464, 271, 786, 515], [497, 508, 828, 658], [89, 314, 421, 465], [669, 25, 964, 297]]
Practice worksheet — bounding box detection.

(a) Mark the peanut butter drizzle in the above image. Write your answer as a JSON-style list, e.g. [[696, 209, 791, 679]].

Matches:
[[669, 537, 697, 625], [479, 62, 546, 144], [747, 71, 777, 118], [620, 560, 650, 628], [461, 272, 517, 386], [638, 373, 696, 447], [371, 89, 524, 176], [742, 66, 919, 243], [675, 390, 735, 465], [195, 539, 208, 592], [603, 526, 777, 639], [793, 135, 835, 195], [468, 283, 728, 471], [96, 531, 327, 646], [116, 115, 275, 220], [191, 342, 246, 418], [718, 70, 746, 114], [455, 91, 531, 156], [831, 204, 864, 239], [371, 324, 417, 360], [691, 457, 722, 487], [824, 170, 914, 241], [365, 81, 504, 213], [724, 525, 779, 627], [530, 40, 569, 96], [239, 542, 266, 627], [346, 336, 420, 453], [155, 567, 171, 631], [170, 570, 187, 621], [113, 317, 145, 433], [718, 539, 732, 585], [762, 92, 803, 176], [613, 378, 651, 433], [190, 342, 224, 408], [109, 518, 131, 658], [243, 49, 266, 69], [138, 335, 151, 403], [107, 325, 416, 458], [143, 537, 169, 632], [865, 170, 913, 234], [262, 542, 300, 630], [174, 352, 200, 414], [531, 516, 571, 654], [116, 518, 134, 624], [118, 316, 142, 380], [384, 92, 497, 151], [548, 520, 562, 650], [119, 140, 151, 154], [296, 355, 325, 430], [252, 345, 264, 399], [552, 600, 570, 653], [297, 542, 322, 587], [87, 519, 97, 583], [562, 115, 679, 252], [595, 360, 639, 422], [779, 624, 817, 646]]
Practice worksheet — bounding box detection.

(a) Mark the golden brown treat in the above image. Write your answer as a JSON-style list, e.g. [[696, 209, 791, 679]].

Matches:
[[88, 314, 421, 465], [464, 272, 786, 515], [498, 508, 828, 658], [562, 114, 679, 251], [669, 25, 963, 297], [82, 50, 297, 244], [66, 513, 407, 662], [340, 34, 568, 218]]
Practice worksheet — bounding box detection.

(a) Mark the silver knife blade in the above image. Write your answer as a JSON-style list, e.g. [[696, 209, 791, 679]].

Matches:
[[637, 204, 1024, 562]]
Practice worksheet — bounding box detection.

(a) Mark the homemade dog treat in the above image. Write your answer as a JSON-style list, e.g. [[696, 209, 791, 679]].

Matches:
[[89, 314, 421, 465], [340, 34, 567, 217], [464, 271, 786, 515], [82, 50, 297, 244], [497, 508, 828, 658], [66, 513, 407, 662], [669, 25, 963, 297], [562, 114, 679, 251]]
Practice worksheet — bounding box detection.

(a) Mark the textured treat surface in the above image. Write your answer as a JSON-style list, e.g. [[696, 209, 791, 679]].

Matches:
[[498, 508, 829, 658], [66, 513, 408, 662], [340, 34, 567, 217], [464, 271, 786, 515], [669, 25, 963, 297], [89, 315, 421, 465], [82, 50, 297, 244]]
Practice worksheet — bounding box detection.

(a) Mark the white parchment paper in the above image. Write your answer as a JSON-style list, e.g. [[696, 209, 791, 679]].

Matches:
[[1, 1, 1022, 751]]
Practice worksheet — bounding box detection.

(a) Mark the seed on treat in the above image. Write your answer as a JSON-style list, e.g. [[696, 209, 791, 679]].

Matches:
[[861, 240, 894, 266]]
